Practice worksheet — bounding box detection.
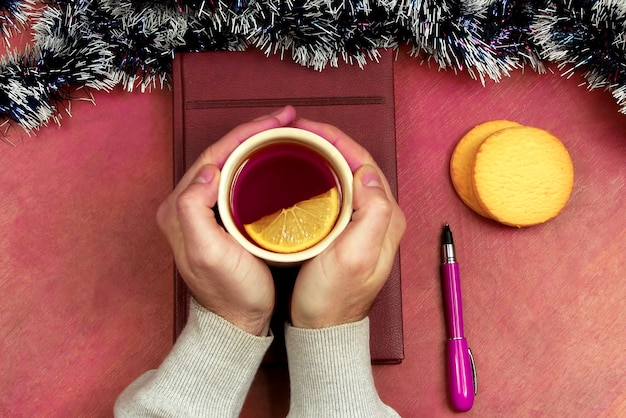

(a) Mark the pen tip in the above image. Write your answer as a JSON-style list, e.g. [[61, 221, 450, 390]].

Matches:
[[442, 222, 453, 245]]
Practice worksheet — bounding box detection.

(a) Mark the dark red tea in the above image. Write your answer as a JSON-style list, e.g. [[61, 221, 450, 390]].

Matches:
[[230, 141, 341, 232]]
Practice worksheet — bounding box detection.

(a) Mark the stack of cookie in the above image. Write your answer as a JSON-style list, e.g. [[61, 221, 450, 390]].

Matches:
[[450, 121, 575, 227]]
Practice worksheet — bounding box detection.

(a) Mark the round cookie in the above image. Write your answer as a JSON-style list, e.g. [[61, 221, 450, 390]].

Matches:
[[472, 126, 574, 227], [450, 120, 522, 218]]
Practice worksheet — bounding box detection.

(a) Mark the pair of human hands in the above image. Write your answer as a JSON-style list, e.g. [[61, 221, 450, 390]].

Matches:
[[156, 106, 406, 336]]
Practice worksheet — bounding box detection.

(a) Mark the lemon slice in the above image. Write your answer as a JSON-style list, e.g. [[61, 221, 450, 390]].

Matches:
[[244, 187, 340, 253]]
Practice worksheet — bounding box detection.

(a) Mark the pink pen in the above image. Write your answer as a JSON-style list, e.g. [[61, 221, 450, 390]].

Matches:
[[441, 223, 477, 412]]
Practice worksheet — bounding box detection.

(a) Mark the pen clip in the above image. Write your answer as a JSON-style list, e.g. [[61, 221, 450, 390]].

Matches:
[[468, 347, 478, 395]]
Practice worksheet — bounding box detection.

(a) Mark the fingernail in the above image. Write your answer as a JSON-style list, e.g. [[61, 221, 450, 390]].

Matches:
[[253, 107, 285, 121], [193, 166, 216, 184], [360, 165, 383, 188], [270, 107, 285, 116]]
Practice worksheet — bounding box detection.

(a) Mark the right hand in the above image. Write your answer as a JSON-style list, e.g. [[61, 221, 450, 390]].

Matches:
[[290, 118, 406, 329]]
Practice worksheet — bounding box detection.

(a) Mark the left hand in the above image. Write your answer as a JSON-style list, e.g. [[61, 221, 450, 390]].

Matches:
[[156, 106, 298, 336]]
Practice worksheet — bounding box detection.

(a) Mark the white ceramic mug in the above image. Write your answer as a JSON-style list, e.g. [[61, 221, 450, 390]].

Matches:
[[217, 127, 353, 265]]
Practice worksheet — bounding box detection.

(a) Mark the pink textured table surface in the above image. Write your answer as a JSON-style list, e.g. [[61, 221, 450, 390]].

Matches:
[[1, 49, 625, 416]]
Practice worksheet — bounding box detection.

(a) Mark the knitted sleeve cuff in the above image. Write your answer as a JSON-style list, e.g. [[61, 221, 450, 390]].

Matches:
[[284, 318, 399, 417], [115, 298, 273, 418]]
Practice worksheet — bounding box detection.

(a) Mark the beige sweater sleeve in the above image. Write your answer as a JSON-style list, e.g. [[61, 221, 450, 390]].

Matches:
[[285, 318, 400, 418], [114, 298, 273, 418]]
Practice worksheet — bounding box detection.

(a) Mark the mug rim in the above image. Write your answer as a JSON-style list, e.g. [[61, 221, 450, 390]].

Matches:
[[217, 127, 354, 265]]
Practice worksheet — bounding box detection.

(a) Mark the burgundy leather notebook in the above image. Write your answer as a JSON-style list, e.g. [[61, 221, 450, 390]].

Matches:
[[172, 49, 403, 364]]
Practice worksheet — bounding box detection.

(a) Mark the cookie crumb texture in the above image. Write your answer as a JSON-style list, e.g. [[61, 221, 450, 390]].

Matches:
[[450, 123, 574, 227]]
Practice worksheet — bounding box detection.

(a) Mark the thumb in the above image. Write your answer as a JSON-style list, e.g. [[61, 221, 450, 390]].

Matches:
[[333, 164, 392, 262], [181, 164, 220, 209], [176, 164, 226, 257]]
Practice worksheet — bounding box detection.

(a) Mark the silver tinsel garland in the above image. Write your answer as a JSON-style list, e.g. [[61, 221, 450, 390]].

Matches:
[[0, 0, 625, 136]]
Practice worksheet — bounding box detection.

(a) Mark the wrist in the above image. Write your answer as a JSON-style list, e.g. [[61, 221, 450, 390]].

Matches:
[[217, 310, 272, 337], [291, 316, 363, 329], [291, 307, 368, 329], [193, 295, 273, 336], [237, 317, 272, 336]]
